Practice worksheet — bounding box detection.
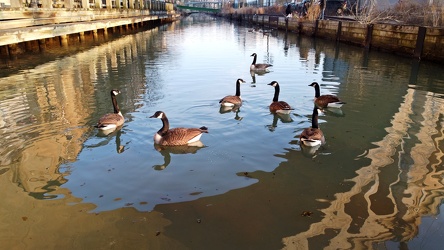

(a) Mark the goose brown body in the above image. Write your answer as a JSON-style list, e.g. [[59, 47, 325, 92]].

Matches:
[[150, 111, 208, 146], [219, 78, 246, 107], [250, 53, 272, 72], [300, 107, 325, 147], [96, 89, 124, 130], [309, 82, 345, 109], [268, 81, 293, 114]]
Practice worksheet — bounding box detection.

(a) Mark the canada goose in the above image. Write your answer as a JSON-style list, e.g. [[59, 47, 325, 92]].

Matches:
[[219, 78, 246, 107], [309, 82, 345, 109], [250, 53, 272, 72], [267, 81, 294, 114], [150, 111, 208, 146], [95, 89, 124, 131], [300, 106, 325, 147]]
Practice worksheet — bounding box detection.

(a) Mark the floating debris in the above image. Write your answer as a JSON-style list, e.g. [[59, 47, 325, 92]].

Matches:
[[301, 211, 313, 217]]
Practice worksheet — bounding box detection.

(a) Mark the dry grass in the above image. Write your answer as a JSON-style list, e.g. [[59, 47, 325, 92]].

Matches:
[[221, 1, 443, 27], [306, 4, 321, 21]]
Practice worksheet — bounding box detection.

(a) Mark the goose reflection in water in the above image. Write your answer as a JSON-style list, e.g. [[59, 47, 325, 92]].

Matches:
[[219, 105, 243, 121], [250, 69, 270, 84], [153, 141, 205, 171], [94, 129, 126, 154], [96, 125, 123, 137], [266, 113, 293, 132], [300, 143, 323, 158]]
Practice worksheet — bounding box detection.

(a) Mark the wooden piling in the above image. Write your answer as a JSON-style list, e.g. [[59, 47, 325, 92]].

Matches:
[[60, 35, 68, 46], [414, 26, 427, 60]]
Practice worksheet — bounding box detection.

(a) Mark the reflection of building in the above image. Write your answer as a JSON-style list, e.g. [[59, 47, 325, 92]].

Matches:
[[0, 27, 159, 197], [282, 69, 444, 248]]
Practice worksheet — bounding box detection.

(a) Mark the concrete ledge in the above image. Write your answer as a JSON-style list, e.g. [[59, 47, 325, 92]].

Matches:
[[0, 15, 165, 46]]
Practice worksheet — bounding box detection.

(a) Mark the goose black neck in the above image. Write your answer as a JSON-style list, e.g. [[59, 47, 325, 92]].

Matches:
[[235, 81, 241, 96], [111, 93, 120, 114], [158, 115, 170, 135], [251, 54, 257, 65], [312, 108, 319, 129], [314, 84, 321, 98], [272, 84, 280, 102]]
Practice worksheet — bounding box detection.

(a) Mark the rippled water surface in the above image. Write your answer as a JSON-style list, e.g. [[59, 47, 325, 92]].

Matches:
[[1, 13, 444, 249]]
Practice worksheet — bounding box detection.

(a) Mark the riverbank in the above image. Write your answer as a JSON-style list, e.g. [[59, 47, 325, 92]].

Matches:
[[221, 12, 444, 64]]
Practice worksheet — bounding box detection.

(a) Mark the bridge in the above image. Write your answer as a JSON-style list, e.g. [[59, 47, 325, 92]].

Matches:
[[176, 1, 223, 13]]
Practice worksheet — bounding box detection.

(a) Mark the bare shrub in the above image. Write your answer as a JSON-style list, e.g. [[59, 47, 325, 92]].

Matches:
[[351, 0, 443, 27], [350, 0, 396, 25]]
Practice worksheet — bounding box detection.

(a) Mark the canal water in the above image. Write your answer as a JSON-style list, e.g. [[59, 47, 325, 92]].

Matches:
[[1, 13, 444, 249]]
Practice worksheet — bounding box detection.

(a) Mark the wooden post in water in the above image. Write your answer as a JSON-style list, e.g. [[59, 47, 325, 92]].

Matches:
[[38, 39, 46, 52], [60, 35, 68, 46], [93, 30, 99, 41], [285, 17, 288, 33], [0, 45, 10, 57], [105, 0, 112, 9], [24, 40, 39, 52], [314, 19, 319, 37], [336, 21, 342, 42], [414, 26, 427, 60], [7, 44, 19, 56], [103, 28, 109, 39], [79, 32, 85, 42], [364, 24, 373, 49]]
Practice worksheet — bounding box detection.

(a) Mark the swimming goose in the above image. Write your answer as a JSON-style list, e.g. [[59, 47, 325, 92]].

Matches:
[[300, 106, 325, 147], [267, 81, 294, 114], [309, 82, 345, 109], [219, 78, 246, 107], [250, 53, 272, 72], [95, 89, 124, 131], [150, 111, 208, 146]]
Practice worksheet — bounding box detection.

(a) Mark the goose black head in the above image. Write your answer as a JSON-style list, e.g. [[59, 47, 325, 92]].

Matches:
[[150, 111, 165, 119], [268, 81, 279, 87]]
